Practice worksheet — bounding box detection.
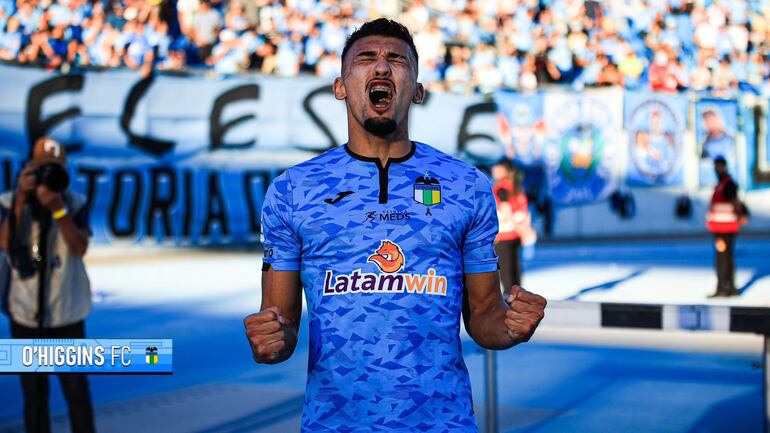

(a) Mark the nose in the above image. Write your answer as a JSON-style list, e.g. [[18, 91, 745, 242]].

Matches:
[[373, 54, 392, 77]]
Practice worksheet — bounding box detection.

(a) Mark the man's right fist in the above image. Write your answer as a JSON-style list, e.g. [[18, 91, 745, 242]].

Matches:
[[244, 306, 287, 363]]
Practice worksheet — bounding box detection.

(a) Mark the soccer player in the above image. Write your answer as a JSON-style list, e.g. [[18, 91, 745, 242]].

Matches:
[[244, 19, 547, 432]]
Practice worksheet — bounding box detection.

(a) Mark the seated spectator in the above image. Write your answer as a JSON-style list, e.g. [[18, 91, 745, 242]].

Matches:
[[19, 23, 55, 67], [302, 24, 323, 72], [206, 28, 245, 75], [690, 52, 712, 91], [224, 1, 248, 34], [0, 16, 22, 61], [711, 55, 738, 96], [0, 0, 766, 94], [445, 45, 472, 94], [0, 0, 14, 22], [13, 1, 42, 37], [120, 19, 155, 77], [596, 54, 624, 86], [519, 54, 538, 93], [158, 39, 187, 71], [314, 49, 339, 78], [497, 41, 520, 90], [618, 45, 644, 83], [418, 57, 444, 93], [649, 49, 683, 93]]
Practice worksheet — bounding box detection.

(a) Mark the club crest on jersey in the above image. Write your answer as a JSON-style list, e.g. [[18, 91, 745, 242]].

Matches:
[[414, 173, 441, 206], [323, 240, 447, 297]]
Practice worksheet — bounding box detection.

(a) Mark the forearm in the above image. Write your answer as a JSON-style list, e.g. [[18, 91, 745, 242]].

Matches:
[[0, 217, 9, 253], [0, 197, 26, 252], [468, 300, 517, 350], [56, 215, 89, 257], [257, 268, 303, 363]]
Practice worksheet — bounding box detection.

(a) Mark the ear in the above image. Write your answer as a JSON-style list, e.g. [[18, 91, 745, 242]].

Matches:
[[412, 82, 425, 104], [333, 76, 346, 100]]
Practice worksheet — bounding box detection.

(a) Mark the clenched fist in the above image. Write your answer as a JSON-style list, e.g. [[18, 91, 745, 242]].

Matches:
[[244, 306, 289, 363], [504, 285, 547, 343]]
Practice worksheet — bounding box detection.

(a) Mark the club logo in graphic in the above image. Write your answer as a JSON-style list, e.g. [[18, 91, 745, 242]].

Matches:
[[559, 121, 603, 183], [545, 97, 618, 205], [145, 347, 158, 365], [367, 240, 405, 273], [413, 173, 441, 206]]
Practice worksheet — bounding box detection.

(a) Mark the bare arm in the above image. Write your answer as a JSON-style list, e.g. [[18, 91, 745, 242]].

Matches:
[[0, 194, 24, 253], [53, 210, 89, 257], [0, 164, 38, 253], [35, 185, 89, 257], [462, 272, 546, 350], [244, 267, 302, 364]]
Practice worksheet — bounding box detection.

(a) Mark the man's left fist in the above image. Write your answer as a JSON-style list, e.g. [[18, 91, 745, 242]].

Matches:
[[505, 285, 547, 343]]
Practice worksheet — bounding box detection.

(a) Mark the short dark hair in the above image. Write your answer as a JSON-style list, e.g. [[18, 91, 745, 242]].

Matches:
[[713, 156, 727, 166], [341, 18, 419, 72]]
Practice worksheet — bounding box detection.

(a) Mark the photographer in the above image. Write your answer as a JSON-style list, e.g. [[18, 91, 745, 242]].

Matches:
[[0, 137, 95, 433]]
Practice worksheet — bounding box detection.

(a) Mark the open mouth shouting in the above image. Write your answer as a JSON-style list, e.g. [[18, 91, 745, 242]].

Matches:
[[367, 79, 394, 114]]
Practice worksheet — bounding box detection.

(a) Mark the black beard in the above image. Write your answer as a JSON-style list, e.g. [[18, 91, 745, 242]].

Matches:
[[363, 118, 397, 137]]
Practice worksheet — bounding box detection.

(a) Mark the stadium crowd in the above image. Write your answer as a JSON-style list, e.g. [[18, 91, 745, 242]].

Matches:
[[0, 0, 768, 96]]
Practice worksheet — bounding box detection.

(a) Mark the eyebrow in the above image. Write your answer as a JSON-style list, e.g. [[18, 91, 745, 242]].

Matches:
[[355, 50, 407, 60]]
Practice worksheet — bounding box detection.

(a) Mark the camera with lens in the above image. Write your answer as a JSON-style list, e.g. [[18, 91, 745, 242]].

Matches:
[[35, 163, 69, 193]]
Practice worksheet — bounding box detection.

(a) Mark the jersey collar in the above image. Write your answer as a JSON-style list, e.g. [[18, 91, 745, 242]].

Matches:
[[344, 141, 416, 167], [343, 141, 417, 204]]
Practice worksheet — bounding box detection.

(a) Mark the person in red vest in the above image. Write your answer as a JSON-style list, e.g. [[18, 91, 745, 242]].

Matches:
[[706, 156, 747, 297], [491, 160, 536, 293]]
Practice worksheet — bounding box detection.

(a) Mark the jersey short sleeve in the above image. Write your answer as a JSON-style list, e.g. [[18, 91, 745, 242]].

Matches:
[[261, 171, 301, 271], [462, 170, 499, 274]]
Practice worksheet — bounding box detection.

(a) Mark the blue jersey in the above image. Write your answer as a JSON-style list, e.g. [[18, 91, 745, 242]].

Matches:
[[261, 142, 499, 432]]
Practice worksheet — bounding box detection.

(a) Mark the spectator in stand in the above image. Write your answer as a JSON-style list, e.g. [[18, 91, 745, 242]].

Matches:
[[206, 28, 245, 75], [413, 19, 443, 66], [0, 0, 768, 94], [224, 1, 247, 34], [120, 18, 155, 77], [189, 0, 220, 63], [690, 51, 712, 91], [0, 16, 22, 61], [444, 45, 472, 95], [418, 56, 443, 93], [649, 49, 682, 93], [13, 1, 42, 37], [519, 54, 538, 93], [302, 24, 323, 72], [0, 0, 14, 22], [497, 40, 520, 90], [618, 45, 644, 86], [314, 49, 339, 78], [273, 32, 299, 76], [596, 54, 623, 87], [711, 55, 738, 96]]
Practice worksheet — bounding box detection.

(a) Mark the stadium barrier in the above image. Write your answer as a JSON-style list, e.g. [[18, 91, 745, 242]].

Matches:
[[483, 301, 770, 433]]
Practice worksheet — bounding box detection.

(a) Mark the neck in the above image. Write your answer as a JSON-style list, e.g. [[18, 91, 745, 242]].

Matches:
[[347, 118, 412, 166]]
